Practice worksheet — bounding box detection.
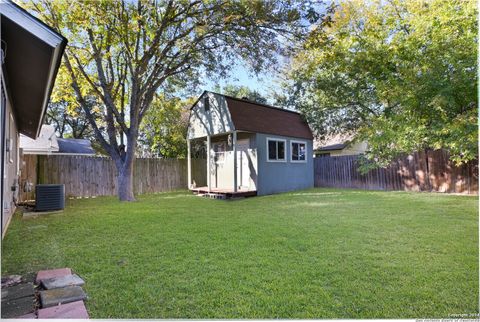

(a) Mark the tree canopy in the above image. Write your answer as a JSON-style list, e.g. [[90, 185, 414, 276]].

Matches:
[[285, 0, 477, 167], [214, 84, 269, 104], [46, 101, 92, 139], [138, 95, 191, 159]]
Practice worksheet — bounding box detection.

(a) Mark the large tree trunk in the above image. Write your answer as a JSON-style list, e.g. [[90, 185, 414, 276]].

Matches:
[[115, 128, 138, 201], [116, 159, 135, 201]]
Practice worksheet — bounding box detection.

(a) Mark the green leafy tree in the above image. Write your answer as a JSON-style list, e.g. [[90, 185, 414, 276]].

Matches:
[[24, 0, 316, 200], [138, 95, 191, 158], [286, 0, 477, 168], [214, 84, 269, 104]]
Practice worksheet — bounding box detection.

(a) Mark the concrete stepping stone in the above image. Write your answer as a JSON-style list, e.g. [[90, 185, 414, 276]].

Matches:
[[1, 296, 35, 318], [36, 268, 72, 284], [41, 274, 85, 290], [39, 286, 86, 308], [1, 282, 34, 301], [38, 300, 89, 319]]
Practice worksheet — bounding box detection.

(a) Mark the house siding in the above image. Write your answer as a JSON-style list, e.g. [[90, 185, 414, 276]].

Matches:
[[2, 88, 19, 236], [256, 133, 314, 195]]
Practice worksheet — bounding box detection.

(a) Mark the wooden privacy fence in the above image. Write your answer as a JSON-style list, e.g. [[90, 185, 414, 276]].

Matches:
[[20, 150, 477, 200], [20, 155, 206, 200], [314, 150, 478, 194]]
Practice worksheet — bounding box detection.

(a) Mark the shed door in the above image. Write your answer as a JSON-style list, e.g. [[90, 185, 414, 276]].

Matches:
[[236, 139, 250, 189]]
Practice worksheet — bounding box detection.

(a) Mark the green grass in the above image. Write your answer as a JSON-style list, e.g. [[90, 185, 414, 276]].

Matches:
[[1, 188, 478, 318]]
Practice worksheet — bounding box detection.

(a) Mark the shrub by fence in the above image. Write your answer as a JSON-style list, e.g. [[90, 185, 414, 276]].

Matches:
[[20, 155, 206, 200], [314, 150, 478, 194]]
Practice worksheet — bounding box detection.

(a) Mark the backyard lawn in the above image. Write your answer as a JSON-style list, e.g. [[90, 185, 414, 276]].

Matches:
[[1, 188, 478, 318]]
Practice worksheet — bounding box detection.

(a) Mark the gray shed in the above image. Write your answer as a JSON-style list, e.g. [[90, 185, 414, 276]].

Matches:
[[187, 91, 314, 197]]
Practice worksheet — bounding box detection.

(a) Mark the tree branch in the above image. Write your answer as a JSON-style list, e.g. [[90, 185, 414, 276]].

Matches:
[[63, 52, 117, 158]]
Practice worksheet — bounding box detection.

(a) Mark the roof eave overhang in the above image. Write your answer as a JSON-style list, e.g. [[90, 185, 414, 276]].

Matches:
[[1, 1, 67, 139], [33, 35, 67, 139]]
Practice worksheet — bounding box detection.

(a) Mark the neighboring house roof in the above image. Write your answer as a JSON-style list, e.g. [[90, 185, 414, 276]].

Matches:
[[313, 133, 355, 150], [20, 124, 95, 155], [190, 91, 313, 140], [19, 125, 59, 154], [314, 133, 368, 155], [57, 138, 95, 155], [318, 143, 347, 151], [1, 0, 67, 138]]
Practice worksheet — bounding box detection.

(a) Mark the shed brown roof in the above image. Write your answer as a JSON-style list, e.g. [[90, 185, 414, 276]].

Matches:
[[224, 95, 313, 140]]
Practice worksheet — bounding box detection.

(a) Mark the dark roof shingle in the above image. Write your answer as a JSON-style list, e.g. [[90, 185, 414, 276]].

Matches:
[[224, 96, 313, 140]]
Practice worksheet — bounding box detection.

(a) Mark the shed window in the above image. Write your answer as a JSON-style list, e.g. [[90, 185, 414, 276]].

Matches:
[[213, 142, 226, 163], [267, 138, 286, 162], [291, 141, 306, 162], [204, 97, 210, 111]]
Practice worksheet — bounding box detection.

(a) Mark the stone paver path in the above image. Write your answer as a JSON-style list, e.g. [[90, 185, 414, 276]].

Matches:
[[38, 301, 89, 319], [35, 268, 72, 284], [40, 285, 86, 308], [1, 281, 35, 318], [41, 274, 85, 290], [1, 268, 89, 319]]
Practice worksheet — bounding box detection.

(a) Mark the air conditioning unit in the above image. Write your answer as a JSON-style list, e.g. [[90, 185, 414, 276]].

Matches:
[[35, 184, 65, 212]]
